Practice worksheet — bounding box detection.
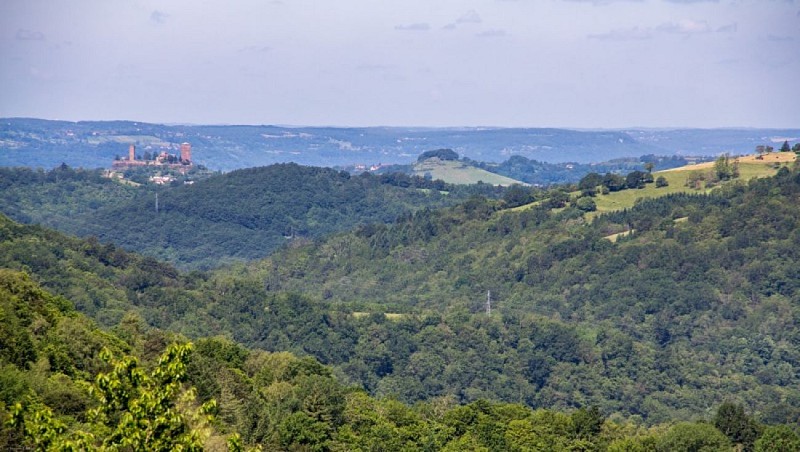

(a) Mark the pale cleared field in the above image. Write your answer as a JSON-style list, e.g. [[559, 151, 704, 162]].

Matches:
[[413, 159, 524, 186], [603, 229, 634, 242], [661, 152, 796, 172], [588, 153, 795, 218], [352, 312, 406, 320]]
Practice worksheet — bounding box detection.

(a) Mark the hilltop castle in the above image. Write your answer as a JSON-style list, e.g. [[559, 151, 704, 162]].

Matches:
[[112, 142, 193, 171]]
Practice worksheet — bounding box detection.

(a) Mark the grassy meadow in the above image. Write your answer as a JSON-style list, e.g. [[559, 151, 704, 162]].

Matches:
[[413, 159, 524, 186], [589, 152, 796, 218]]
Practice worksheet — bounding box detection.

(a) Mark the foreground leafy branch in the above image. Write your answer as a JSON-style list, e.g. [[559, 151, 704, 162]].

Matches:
[[9, 343, 217, 451]]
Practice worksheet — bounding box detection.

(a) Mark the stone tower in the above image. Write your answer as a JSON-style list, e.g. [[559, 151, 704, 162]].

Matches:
[[180, 142, 192, 163], [129, 144, 135, 161]]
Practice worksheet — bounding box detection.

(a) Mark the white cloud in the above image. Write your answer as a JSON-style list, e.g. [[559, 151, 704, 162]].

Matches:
[[395, 23, 430, 31], [656, 20, 712, 34], [476, 29, 508, 38], [563, 0, 644, 5], [150, 10, 169, 25], [239, 45, 272, 53], [588, 27, 653, 41], [15, 29, 45, 41], [663, 0, 719, 3], [767, 34, 794, 42], [457, 10, 482, 24]]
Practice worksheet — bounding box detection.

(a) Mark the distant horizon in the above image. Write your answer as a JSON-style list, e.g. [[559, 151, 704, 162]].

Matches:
[[4, 116, 799, 132]]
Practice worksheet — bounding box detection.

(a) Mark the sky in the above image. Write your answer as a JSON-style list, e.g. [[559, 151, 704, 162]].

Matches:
[[1, 0, 798, 129]]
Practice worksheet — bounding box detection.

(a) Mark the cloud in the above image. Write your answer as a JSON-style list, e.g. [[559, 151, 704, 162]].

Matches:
[[715, 58, 741, 66], [356, 64, 394, 72], [656, 20, 712, 34], [476, 29, 508, 38], [457, 10, 482, 24], [355, 64, 405, 81], [16, 29, 45, 41], [395, 23, 430, 31], [588, 27, 652, 41], [563, 0, 644, 5], [716, 23, 738, 33], [239, 45, 272, 53], [767, 34, 794, 42], [28, 66, 53, 80], [443, 9, 483, 30], [663, 0, 719, 3], [150, 10, 169, 24]]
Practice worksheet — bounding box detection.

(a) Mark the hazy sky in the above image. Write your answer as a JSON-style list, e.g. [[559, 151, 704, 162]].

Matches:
[[1, 0, 798, 128]]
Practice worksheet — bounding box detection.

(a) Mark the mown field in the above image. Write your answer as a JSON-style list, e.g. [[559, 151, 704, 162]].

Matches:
[[412, 159, 524, 186], [590, 152, 796, 216]]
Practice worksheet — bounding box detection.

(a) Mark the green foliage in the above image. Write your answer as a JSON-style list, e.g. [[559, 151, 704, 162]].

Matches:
[[754, 425, 800, 452], [0, 165, 141, 234], [1, 164, 493, 269], [608, 435, 658, 451], [571, 406, 605, 440], [656, 422, 731, 451], [0, 214, 192, 328], [575, 196, 597, 212], [655, 175, 669, 188], [503, 184, 536, 208], [226, 168, 800, 420], [6, 161, 800, 441], [603, 172, 627, 192], [713, 402, 761, 450], [473, 154, 690, 187], [3, 245, 800, 450], [547, 189, 570, 208], [626, 170, 649, 189], [9, 343, 217, 451], [418, 148, 460, 162], [580, 172, 605, 190], [714, 154, 739, 181]]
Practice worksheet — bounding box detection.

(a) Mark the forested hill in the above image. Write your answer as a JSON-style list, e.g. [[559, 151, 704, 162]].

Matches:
[[6, 270, 797, 450], [218, 166, 800, 422], [3, 167, 800, 427], [0, 164, 501, 269], [471, 154, 692, 186]]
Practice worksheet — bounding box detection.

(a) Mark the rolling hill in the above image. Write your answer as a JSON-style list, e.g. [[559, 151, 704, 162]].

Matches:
[[590, 152, 796, 215], [5, 166, 800, 425], [6, 265, 791, 451], [0, 163, 503, 269], [3, 117, 797, 171], [412, 157, 525, 186], [156, 168, 800, 421]]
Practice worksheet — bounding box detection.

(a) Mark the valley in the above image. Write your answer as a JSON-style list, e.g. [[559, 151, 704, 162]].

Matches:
[[2, 129, 800, 450]]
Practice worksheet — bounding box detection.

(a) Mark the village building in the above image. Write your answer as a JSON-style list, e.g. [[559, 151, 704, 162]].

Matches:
[[112, 142, 193, 173]]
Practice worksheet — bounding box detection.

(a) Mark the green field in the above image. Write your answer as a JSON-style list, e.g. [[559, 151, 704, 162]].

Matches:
[[412, 159, 524, 186], [589, 157, 794, 218], [476, 155, 794, 216]]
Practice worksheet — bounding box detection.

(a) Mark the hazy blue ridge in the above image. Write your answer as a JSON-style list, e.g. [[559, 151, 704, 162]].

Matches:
[[2, 118, 796, 171]]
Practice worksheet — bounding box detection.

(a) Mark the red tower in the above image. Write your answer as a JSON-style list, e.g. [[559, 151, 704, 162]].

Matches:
[[180, 142, 192, 163]]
